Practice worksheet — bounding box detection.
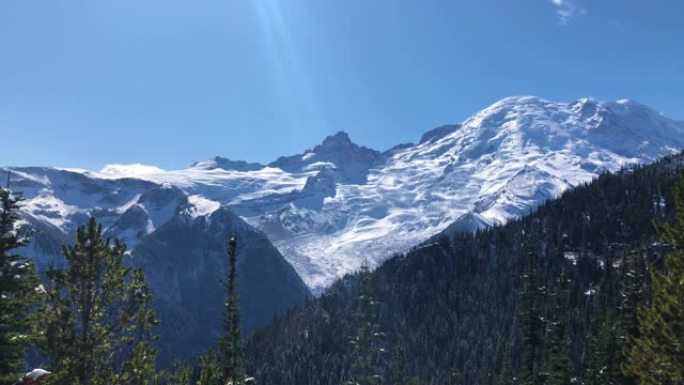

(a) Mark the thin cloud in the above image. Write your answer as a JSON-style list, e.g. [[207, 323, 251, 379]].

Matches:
[[549, 0, 586, 25]]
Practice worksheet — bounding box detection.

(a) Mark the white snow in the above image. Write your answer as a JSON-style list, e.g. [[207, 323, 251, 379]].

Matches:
[[34, 284, 47, 295], [25, 369, 51, 381], [97, 163, 167, 178], [20, 193, 79, 230], [5, 96, 684, 292], [117, 193, 142, 214], [185, 195, 221, 219]]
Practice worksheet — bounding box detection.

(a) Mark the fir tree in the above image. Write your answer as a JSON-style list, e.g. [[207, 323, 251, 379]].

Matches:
[[219, 236, 245, 385], [166, 362, 193, 385], [241, 154, 684, 385], [619, 250, 645, 342], [623, 171, 684, 385], [546, 271, 572, 385], [196, 350, 222, 385], [348, 265, 384, 385], [517, 240, 542, 385], [584, 316, 621, 385], [0, 182, 41, 384], [40, 217, 158, 385], [614, 250, 646, 385]]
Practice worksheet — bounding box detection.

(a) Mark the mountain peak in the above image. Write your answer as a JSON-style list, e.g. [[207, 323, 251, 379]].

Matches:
[[419, 124, 461, 144], [320, 131, 353, 147], [269, 131, 386, 184], [191, 157, 263, 171], [8, 96, 684, 294], [491, 95, 553, 107]]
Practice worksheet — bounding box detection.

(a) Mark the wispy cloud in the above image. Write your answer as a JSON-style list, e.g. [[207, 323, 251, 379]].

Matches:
[[549, 0, 586, 25]]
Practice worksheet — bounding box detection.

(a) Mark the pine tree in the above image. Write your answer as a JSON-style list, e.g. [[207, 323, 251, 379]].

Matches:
[[517, 241, 542, 385], [166, 362, 192, 385], [620, 250, 645, 341], [219, 236, 245, 385], [196, 350, 222, 385], [614, 250, 645, 385], [40, 217, 159, 385], [623, 171, 684, 385], [546, 271, 572, 385], [584, 316, 621, 385], [0, 182, 41, 384], [348, 265, 384, 385]]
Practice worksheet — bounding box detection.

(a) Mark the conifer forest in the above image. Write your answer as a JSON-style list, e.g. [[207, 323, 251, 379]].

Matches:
[[3, 3, 684, 384], [3, 152, 684, 384]]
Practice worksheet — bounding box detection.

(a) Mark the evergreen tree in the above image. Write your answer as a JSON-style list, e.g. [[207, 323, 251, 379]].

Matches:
[[196, 350, 222, 385], [0, 183, 41, 384], [546, 271, 572, 385], [583, 316, 621, 385], [388, 344, 417, 385], [623, 171, 684, 385], [614, 250, 645, 385], [517, 241, 542, 385], [619, 250, 645, 342], [348, 265, 384, 385], [40, 217, 158, 385], [242, 154, 684, 385], [497, 354, 518, 385], [166, 362, 193, 385], [219, 236, 245, 385]]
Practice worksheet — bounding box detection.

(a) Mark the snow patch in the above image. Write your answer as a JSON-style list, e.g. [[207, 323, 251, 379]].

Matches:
[[185, 195, 221, 218], [5, 96, 684, 292], [97, 164, 167, 179]]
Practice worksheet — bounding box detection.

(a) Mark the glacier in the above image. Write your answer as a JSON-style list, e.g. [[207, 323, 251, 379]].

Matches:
[[5, 96, 684, 293]]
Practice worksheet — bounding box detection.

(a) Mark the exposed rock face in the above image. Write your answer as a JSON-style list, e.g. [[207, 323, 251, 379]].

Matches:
[[191, 156, 264, 172], [133, 207, 310, 364], [3, 169, 310, 366], [270, 131, 387, 185]]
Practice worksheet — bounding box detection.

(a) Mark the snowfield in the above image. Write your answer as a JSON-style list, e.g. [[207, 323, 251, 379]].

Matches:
[[5, 96, 684, 292]]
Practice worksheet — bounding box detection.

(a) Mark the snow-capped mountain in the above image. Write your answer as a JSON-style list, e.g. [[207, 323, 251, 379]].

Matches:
[[3, 166, 311, 364], [5, 96, 684, 293]]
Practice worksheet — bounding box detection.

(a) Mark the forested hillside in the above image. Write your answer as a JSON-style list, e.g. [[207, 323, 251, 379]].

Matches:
[[244, 153, 684, 385]]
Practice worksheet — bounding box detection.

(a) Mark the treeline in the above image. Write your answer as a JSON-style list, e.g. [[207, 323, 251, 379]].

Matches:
[[244, 153, 684, 385], [0, 183, 249, 385], [4, 152, 684, 385]]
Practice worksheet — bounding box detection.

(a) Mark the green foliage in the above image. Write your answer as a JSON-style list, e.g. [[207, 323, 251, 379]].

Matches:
[[196, 350, 222, 385], [40, 217, 159, 385], [166, 362, 193, 385], [545, 271, 572, 385], [244, 154, 684, 385], [623, 171, 684, 385], [347, 265, 385, 385], [0, 186, 41, 383], [219, 236, 245, 385], [583, 315, 621, 385], [517, 242, 543, 385]]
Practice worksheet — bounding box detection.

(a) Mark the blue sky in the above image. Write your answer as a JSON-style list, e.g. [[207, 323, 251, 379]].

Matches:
[[1, 0, 682, 169]]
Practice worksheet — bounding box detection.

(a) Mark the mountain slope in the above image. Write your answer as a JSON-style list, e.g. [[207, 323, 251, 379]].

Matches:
[[133, 207, 310, 365], [243, 152, 684, 385], [6, 96, 684, 292], [246, 96, 684, 290], [3, 168, 311, 366]]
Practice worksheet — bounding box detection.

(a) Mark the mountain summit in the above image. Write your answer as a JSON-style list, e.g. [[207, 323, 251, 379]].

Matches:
[[269, 130, 386, 184], [5, 96, 684, 292]]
